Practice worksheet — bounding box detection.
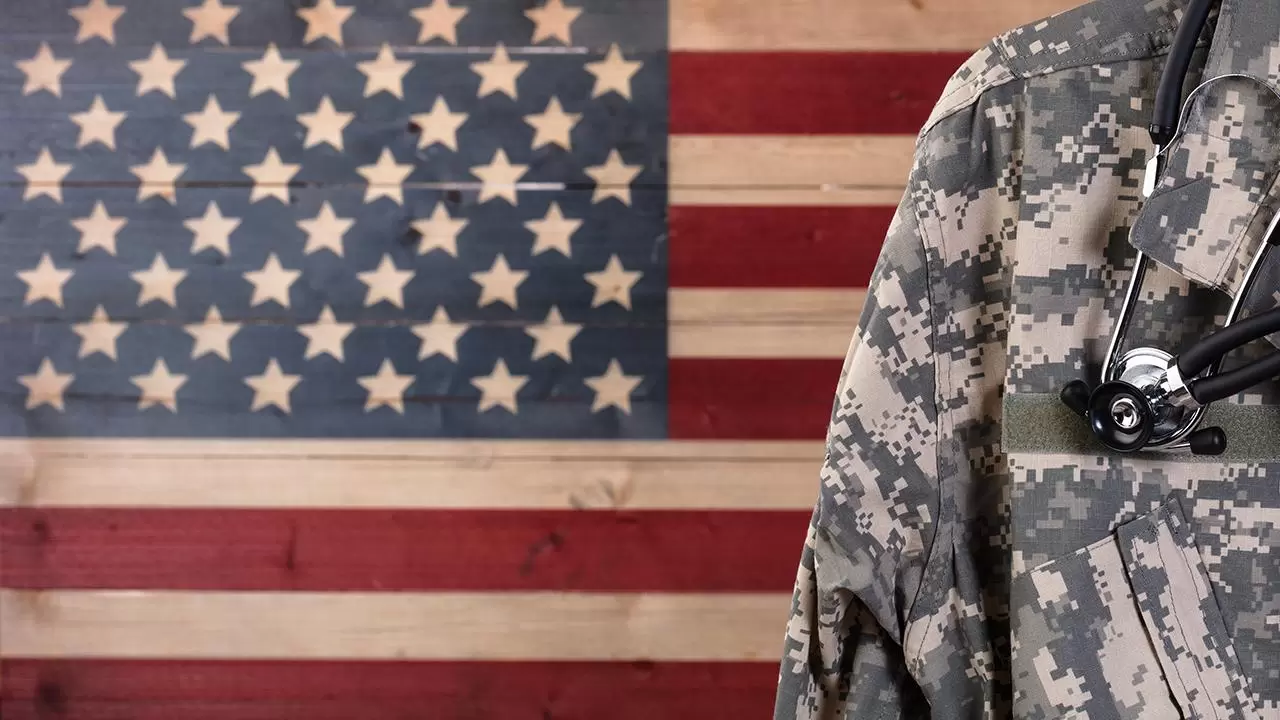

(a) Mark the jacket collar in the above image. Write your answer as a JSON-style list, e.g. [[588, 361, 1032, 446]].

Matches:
[[1129, 0, 1280, 313]]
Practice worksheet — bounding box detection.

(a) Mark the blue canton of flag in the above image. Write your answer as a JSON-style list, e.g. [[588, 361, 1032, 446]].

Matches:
[[0, 0, 669, 439]]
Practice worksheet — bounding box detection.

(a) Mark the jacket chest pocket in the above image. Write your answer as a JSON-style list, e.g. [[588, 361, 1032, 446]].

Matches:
[[1011, 495, 1257, 719]]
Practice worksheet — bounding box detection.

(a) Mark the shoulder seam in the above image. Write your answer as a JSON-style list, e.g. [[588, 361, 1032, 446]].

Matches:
[[918, 26, 1182, 143]]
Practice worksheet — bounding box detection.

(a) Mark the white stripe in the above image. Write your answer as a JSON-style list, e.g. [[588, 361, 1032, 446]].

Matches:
[[671, 134, 916, 190], [670, 135, 916, 198], [0, 590, 793, 661], [0, 439, 823, 510], [670, 289, 863, 359], [671, 0, 1080, 51]]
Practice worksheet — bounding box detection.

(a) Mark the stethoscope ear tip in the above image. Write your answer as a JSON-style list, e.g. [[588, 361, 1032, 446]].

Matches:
[[1059, 379, 1092, 418], [1187, 426, 1226, 455]]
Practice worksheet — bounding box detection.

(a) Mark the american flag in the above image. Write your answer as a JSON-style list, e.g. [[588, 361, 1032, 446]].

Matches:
[[0, 0, 1072, 716]]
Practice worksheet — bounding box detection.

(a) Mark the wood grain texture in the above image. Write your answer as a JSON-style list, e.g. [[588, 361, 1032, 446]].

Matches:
[[668, 358, 842, 440], [0, 507, 809, 591], [0, 438, 824, 509], [670, 135, 917, 192], [670, 0, 1083, 51], [0, 1, 666, 52], [670, 51, 966, 135], [668, 186, 906, 207], [669, 289, 863, 359], [668, 205, 894, 288], [0, 590, 792, 660], [0, 658, 781, 720]]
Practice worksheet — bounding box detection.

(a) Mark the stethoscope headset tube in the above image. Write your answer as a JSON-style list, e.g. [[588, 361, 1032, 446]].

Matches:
[[1058, 0, 1280, 455]]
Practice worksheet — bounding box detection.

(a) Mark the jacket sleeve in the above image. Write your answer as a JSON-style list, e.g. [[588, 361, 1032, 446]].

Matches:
[[773, 159, 941, 720]]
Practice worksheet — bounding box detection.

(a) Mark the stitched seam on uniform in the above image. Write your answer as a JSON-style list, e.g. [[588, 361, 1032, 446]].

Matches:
[[1164, 508, 1238, 720], [1155, 513, 1219, 720], [932, 42, 1007, 107], [1122, 521, 1197, 715], [1215, 165, 1280, 290], [1010, 30, 1178, 80], [920, 36, 1177, 148], [904, 158, 950, 674], [1132, 176, 1223, 288]]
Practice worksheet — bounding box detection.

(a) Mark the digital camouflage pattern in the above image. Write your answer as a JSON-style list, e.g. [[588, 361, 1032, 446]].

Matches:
[[774, 0, 1280, 717]]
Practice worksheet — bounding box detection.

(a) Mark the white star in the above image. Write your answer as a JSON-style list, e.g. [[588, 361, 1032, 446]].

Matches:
[[413, 306, 468, 362], [585, 43, 641, 100], [243, 44, 299, 98], [471, 43, 527, 99], [244, 253, 301, 307], [131, 148, 186, 204], [129, 43, 185, 98], [357, 43, 412, 99], [17, 254, 73, 307], [524, 96, 580, 151], [526, 0, 582, 44], [244, 148, 300, 203], [131, 358, 187, 412], [298, 96, 353, 151], [471, 148, 527, 204], [411, 96, 468, 151], [470, 254, 527, 309], [412, 202, 467, 256], [357, 254, 413, 308], [525, 202, 581, 256], [584, 254, 642, 309], [357, 148, 414, 205], [69, 0, 125, 44], [245, 358, 302, 413], [298, 305, 353, 361], [411, 0, 468, 44], [185, 305, 240, 361], [70, 95, 126, 150], [72, 201, 127, 255], [298, 201, 353, 256], [358, 359, 415, 414], [131, 254, 187, 307], [19, 359, 75, 412], [585, 359, 642, 414], [17, 43, 72, 97], [72, 306, 126, 360], [183, 0, 240, 45], [17, 148, 73, 203], [184, 95, 239, 150], [472, 359, 528, 414], [585, 149, 643, 205], [525, 306, 581, 362], [297, 0, 354, 46], [184, 201, 240, 256]]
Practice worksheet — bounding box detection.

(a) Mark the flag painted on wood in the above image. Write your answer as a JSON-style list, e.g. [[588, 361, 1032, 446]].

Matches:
[[0, 0, 1077, 717]]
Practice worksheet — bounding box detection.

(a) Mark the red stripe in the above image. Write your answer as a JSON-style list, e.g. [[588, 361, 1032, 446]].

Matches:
[[670, 51, 965, 135], [668, 359, 841, 440], [668, 205, 893, 288], [0, 659, 778, 720], [0, 508, 808, 592]]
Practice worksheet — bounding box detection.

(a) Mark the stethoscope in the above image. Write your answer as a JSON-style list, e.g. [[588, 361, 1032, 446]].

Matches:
[[1058, 0, 1280, 455]]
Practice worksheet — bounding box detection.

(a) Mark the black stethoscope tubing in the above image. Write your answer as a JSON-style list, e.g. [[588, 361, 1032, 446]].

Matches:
[[1061, 0, 1280, 454]]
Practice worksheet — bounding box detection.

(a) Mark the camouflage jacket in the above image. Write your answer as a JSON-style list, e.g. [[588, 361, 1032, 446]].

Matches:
[[772, 0, 1280, 717]]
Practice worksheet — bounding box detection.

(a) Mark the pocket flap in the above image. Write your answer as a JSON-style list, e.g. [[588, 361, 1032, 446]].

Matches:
[[1012, 495, 1258, 719], [1118, 495, 1256, 719]]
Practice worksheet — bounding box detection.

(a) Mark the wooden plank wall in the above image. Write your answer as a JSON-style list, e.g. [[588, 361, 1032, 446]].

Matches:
[[1, 0, 1083, 717]]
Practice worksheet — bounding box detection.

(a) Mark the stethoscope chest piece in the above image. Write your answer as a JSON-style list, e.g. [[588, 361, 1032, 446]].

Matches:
[[1062, 346, 1183, 453], [1055, 0, 1280, 457], [1087, 380, 1154, 452]]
